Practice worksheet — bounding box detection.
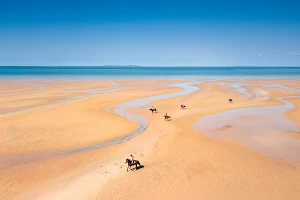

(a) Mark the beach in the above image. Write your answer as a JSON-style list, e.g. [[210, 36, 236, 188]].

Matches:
[[1, 77, 300, 200]]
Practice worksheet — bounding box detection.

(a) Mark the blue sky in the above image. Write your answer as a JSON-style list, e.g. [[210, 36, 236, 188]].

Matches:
[[0, 0, 300, 66]]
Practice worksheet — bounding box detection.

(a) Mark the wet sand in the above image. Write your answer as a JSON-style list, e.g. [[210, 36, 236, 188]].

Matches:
[[0, 79, 300, 200]]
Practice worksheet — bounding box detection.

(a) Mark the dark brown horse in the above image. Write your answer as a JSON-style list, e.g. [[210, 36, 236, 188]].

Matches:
[[180, 104, 186, 109], [125, 159, 141, 172], [149, 108, 157, 114], [228, 98, 233, 103], [164, 115, 171, 120]]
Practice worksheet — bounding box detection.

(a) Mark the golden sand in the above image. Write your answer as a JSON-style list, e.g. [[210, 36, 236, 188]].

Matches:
[[0, 79, 300, 200]]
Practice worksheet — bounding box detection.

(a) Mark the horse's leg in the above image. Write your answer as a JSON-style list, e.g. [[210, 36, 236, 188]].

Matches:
[[127, 165, 130, 172]]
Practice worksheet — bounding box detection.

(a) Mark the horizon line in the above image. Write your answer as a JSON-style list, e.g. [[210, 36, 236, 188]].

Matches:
[[1, 65, 300, 67]]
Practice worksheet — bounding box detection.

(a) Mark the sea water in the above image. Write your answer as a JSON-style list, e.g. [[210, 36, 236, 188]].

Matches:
[[1, 66, 300, 80]]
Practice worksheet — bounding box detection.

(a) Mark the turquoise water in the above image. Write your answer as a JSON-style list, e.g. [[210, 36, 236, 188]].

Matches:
[[1, 66, 300, 79]]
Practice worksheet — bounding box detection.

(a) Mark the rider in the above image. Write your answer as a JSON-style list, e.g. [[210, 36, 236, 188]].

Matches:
[[130, 154, 134, 163], [165, 112, 168, 117]]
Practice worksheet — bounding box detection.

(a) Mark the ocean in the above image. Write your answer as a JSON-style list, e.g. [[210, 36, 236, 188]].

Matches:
[[0, 66, 300, 79]]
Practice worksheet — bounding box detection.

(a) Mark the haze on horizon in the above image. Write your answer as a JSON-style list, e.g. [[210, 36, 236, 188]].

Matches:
[[0, 0, 300, 66]]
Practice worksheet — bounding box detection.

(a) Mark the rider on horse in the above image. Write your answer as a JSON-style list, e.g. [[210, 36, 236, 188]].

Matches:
[[130, 154, 134, 163], [126, 155, 142, 171]]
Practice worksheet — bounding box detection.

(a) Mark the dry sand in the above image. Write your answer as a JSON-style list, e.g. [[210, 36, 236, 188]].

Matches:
[[0, 78, 300, 200]]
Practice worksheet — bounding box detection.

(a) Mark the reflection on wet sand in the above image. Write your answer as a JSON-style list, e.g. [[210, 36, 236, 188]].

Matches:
[[194, 83, 300, 161], [1, 79, 300, 200], [0, 82, 199, 170]]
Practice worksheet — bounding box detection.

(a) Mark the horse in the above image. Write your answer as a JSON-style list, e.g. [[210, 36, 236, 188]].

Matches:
[[164, 115, 171, 120], [125, 159, 142, 172], [180, 104, 186, 109], [228, 98, 233, 103], [149, 108, 157, 114]]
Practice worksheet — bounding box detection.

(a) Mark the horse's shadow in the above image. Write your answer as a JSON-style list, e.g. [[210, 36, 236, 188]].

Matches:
[[165, 118, 172, 121], [130, 165, 144, 171], [136, 165, 144, 170]]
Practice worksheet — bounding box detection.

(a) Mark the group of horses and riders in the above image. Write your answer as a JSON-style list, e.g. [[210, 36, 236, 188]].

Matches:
[[127, 99, 233, 172], [149, 104, 186, 120], [149, 98, 232, 119]]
